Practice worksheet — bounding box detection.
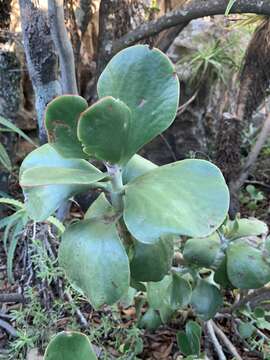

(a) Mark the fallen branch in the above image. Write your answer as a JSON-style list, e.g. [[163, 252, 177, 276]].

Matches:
[[0, 319, 18, 337], [65, 291, 88, 328], [0, 293, 26, 303], [211, 320, 243, 360], [205, 320, 226, 360]]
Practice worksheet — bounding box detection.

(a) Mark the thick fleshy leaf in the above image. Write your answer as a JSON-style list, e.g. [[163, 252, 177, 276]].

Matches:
[[147, 275, 171, 310], [45, 95, 88, 159], [44, 331, 97, 360], [226, 241, 270, 289], [20, 144, 103, 221], [214, 256, 233, 288], [20, 167, 106, 187], [124, 159, 229, 244], [130, 235, 174, 282], [59, 218, 130, 308], [78, 97, 132, 164], [97, 45, 180, 161], [231, 218, 268, 239], [183, 233, 221, 268], [122, 154, 158, 184], [85, 193, 114, 220], [168, 273, 192, 310], [177, 321, 201, 356], [138, 308, 162, 331], [191, 280, 222, 320]]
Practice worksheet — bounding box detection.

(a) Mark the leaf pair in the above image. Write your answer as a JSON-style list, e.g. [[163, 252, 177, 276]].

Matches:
[[46, 45, 180, 166]]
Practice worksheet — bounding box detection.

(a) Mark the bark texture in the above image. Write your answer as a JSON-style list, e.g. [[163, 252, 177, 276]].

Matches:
[[19, 0, 61, 143]]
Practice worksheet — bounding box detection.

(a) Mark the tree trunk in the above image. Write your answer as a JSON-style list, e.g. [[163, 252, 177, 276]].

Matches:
[[19, 0, 62, 143]]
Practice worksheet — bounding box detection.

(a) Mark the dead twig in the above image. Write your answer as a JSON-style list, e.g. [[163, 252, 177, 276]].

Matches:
[[211, 320, 243, 360], [0, 319, 18, 337], [205, 320, 226, 360], [65, 291, 88, 328]]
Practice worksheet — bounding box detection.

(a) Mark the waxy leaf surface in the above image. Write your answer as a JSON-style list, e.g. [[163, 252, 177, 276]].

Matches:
[[20, 144, 103, 221], [97, 45, 179, 163], [191, 280, 222, 320], [227, 241, 270, 289], [45, 95, 88, 158], [59, 218, 130, 308], [130, 235, 174, 282], [183, 233, 221, 268], [124, 159, 229, 243], [78, 97, 132, 164], [122, 154, 158, 184], [44, 331, 97, 360]]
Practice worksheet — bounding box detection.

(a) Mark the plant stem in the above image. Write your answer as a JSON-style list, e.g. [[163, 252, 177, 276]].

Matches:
[[106, 163, 124, 212]]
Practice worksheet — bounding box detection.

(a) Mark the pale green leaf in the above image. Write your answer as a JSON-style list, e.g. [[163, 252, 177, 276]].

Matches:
[[98, 45, 180, 162], [124, 159, 229, 243], [59, 218, 130, 308], [44, 331, 97, 360]]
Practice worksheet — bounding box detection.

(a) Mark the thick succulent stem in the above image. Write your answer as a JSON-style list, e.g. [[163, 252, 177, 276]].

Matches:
[[106, 163, 124, 212]]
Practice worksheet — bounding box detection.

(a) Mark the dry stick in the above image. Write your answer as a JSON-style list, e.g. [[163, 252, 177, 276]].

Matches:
[[211, 320, 243, 360], [48, 0, 78, 94], [0, 293, 25, 303], [0, 319, 18, 337], [206, 320, 226, 360], [65, 291, 88, 328]]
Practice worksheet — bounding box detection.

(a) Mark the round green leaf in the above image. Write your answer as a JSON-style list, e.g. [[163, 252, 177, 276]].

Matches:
[[97, 45, 180, 162], [20, 167, 106, 187], [85, 193, 114, 220], [138, 308, 162, 331], [78, 96, 132, 164], [20, 144, 103, 221], [45, 95, 88, 159], [147, 275, 171, 310], [191, 280, 222, 320], [59, 218, 130, 308], [214, 255, 233, 288], [44, 331, 97, 360], [130, 235, 174, 282], [183, 233, 221, 268], [226, 241, 270, 289], [168, 273, 192, 310], [122, 154, 158, 184], [124, 159, 229, 244], [231, 218, 268, 239], [238, 322, 255, 339]]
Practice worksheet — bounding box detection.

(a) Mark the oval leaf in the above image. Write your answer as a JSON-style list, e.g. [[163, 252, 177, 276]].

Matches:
[[45, 95, 88, 159], [44, 331, 97, 360], [78, 96, 132, 164], [20, 144, 103, 221], [59, 218, 130, 308], [130, 235, 174, 282], [231, 218, 268, 239], [138, 308, 162, 331], [191, 280, 222, 320], [227, 241, 270, 289], [97, 45, 180, 162], [168, 273, 192, 310], [124, 159, 229, 244], [20, 167, 106, 187], [183, 233, 221, 268]]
